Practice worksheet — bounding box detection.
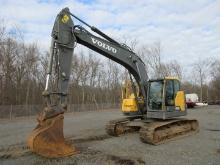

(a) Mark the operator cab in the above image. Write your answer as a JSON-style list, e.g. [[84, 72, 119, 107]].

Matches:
[[148, 78, 181, 110], [147, 77, 187, 119], [121, 77, 186, 119]]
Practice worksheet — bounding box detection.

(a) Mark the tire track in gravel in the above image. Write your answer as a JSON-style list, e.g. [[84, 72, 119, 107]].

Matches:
[[0, 134, 146, 165], [0, 134, 113, 160]]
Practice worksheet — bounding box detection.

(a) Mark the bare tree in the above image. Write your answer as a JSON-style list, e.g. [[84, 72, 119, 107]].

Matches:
[[209, 60, 220, 101], [88, 52, 100, 87], [138, 42, 162, 78], [1, 37, 17, 104], [159, 60, 183, 79], [138, 42, 182, 80], [193, 58, 212, 102]]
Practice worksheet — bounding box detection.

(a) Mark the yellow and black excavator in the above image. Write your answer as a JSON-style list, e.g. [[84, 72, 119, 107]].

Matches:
[[111, 77, 198, 144], [27, 8, 199, 158]]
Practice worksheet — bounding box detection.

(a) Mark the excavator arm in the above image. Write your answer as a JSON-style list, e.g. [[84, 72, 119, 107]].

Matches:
[[27, 7, 148, 157]]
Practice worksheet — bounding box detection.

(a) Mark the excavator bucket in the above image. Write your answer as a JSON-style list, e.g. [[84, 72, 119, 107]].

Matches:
[[27, 114, 78, 158]]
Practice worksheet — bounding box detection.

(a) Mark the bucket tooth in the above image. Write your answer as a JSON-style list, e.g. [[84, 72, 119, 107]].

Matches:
[[27, 114, 78, 158]]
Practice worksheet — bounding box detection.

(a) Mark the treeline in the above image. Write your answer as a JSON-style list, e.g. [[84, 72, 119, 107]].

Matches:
[[134, 41, 220, 103], [0, 25, 124, 105], [181, 59, 220, 102], [0, 36, 45, 105], [0, 25, 220, 106]]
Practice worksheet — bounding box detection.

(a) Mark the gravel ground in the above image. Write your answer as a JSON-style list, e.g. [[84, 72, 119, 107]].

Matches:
[[0, 105, 220, 165]]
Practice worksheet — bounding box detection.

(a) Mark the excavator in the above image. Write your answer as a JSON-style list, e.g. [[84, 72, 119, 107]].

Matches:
[[111, 77, 199, 144], [27, 8, 199, 158]]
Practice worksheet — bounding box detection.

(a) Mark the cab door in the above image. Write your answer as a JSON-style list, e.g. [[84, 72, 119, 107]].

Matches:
[[165, 79, 184, 111]]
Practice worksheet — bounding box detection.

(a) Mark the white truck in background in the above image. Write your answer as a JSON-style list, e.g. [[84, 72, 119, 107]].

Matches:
[[185, 93, 199, 108]]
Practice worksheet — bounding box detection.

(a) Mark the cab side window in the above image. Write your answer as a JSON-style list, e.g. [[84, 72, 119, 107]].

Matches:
[[165, 80, 174, 106], [174, 80, 180, 96]]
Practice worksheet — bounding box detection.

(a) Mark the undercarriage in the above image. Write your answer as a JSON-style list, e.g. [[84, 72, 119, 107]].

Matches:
[[106, 117, 199, 145]]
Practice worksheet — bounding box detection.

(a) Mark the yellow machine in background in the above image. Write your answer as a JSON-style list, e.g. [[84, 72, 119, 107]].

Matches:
[[122, 77, 186, 115]]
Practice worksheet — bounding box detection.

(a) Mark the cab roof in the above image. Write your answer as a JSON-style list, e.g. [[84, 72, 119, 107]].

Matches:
[[149, 77, 180, 82]]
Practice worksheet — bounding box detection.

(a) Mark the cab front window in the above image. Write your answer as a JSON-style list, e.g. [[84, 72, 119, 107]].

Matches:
[[148, 81, 163, 110]]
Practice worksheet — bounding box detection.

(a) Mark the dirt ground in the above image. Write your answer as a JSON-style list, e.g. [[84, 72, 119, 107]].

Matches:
[[0, 105, 220, 165]]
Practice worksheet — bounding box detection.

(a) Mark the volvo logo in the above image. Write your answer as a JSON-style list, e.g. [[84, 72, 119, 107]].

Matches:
[[91, 37, 117, 54]]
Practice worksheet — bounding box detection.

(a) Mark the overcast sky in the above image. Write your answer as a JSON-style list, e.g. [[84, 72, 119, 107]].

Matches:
[[1, 0, 220, 69]]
